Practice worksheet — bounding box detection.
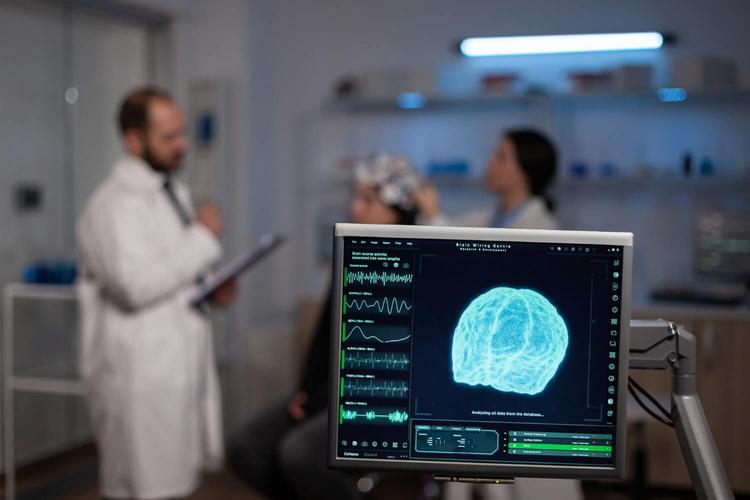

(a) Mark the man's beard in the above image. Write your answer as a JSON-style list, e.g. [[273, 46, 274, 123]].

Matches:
[[143, 142, 182, 174]]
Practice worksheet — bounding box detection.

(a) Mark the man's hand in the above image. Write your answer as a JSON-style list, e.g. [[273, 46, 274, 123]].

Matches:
[[287, 391, 309, 421], [195, 202, 223, 237], [209, 279, 237, 307]]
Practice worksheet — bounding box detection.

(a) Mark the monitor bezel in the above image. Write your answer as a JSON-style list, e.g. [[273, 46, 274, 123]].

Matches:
[[328, 223, 633, 480]]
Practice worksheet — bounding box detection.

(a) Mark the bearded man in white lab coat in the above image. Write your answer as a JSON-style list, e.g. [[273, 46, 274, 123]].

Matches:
[[77, 87, 235, 499]]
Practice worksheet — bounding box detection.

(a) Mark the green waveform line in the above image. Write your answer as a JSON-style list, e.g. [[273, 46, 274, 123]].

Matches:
[[346, 269, 414, 287], [346, 297, 413, 315], [343, 379, 410, 398], [344, 325, 411, 344], [344, 351, 410, 370], [342, 409, 409, 424]]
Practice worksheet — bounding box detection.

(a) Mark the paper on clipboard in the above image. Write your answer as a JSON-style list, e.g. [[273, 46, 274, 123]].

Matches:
[[190, 233, 285, 306]]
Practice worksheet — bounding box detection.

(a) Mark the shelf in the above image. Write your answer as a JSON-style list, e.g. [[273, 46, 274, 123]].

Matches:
[[423, 175, 750, 192], [3, 282, 76, 300], [328, 88, 750, 113], [556, 175, 750, 192], [555, 88, 750, 106], [12, 357, 80, 382], [328, 93, 538, 112], [430, 175, 484, 189], [9, 376, 85, 395]]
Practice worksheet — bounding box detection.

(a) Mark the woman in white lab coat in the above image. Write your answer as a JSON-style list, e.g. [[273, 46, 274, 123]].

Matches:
[[77, 89, 232, 499], [419, 129, 584, 500], [418, 129, 558, 231]]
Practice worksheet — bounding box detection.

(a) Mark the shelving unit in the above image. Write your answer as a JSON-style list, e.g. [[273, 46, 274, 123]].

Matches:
[[297, 81, 750, 304], [322, 87, 750, 192], [328, 88, 750, 113], [2, 283, 86, 500]]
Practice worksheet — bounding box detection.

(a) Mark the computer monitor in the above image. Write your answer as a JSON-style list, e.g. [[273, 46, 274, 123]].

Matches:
[[328, 223, 633, 480], [695, 210, 750, 283]]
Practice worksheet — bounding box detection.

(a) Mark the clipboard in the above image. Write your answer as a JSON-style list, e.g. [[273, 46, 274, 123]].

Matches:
[[191, 233, 285, 306]]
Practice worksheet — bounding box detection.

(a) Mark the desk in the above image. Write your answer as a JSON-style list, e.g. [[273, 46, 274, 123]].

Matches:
[[628, 303, 750, 493]]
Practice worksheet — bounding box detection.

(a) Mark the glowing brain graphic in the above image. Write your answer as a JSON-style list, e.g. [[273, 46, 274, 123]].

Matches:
[[452, 287, 568, 395]]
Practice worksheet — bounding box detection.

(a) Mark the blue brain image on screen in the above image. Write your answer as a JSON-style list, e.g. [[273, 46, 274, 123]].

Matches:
[[451, 287, 568, 395]]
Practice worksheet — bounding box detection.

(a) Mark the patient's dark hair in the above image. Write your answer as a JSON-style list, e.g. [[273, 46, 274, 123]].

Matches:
[[392, 206, 418, 225]]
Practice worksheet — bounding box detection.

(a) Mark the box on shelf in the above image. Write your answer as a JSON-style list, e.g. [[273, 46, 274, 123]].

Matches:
[[356, 68, 436, 100], [613, 65, 653, 92], [568, 71, 614, 93], [672, 57, 738, 90], [480, 73, 519, 95]]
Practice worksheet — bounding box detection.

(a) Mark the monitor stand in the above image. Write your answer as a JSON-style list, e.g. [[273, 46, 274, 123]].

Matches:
[[629, 319, 734, 500]]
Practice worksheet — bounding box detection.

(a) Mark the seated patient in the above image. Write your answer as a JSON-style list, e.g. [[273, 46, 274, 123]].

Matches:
[[227, 154, 422, 500]]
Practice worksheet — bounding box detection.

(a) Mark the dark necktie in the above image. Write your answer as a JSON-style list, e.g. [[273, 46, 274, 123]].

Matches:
[[162, 176, 208, 289], [163, 177, 191, 227]]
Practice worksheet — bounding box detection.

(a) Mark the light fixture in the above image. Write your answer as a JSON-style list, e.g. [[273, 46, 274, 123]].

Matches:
[[64, 87, 79, 104], [459, 32, 666, 57]]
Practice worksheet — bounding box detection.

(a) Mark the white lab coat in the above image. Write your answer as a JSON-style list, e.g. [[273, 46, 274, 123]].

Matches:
[[77, 156, 224, 499], [429, 198, 583, 500], [426, 196, 558, 230]]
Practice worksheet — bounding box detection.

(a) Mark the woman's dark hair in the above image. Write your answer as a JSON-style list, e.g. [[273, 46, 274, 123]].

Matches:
[[504, 129, 558, 212]]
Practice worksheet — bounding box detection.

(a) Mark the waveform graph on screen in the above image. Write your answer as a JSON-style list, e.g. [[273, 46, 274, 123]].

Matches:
[[345, 268, 414, 288], [343, 351, 410, 371], [343, 324, 411, 344], [339, 406, 409, 425], [344, 295, 413, 316], [342, 378, 410, 398]]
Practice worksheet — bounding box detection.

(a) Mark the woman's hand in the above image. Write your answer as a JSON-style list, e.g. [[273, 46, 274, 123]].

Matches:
[[414, 182, 441, 220], [209, 279, 237, 307]]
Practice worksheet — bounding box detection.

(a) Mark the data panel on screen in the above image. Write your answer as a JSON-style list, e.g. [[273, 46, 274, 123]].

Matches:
[[329, 224, 633, 479]]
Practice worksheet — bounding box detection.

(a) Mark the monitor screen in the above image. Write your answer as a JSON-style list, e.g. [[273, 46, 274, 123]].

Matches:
[[695, 210, 750, 281], [328, 224, 633, 480]]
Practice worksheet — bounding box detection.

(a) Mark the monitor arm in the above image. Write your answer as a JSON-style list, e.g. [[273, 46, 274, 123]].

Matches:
[[629, 319, 734, 500], [434, 319, 735, 499]]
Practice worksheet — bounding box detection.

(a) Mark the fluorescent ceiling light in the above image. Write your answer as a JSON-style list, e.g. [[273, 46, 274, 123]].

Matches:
[[460, 32, 664, 57]]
